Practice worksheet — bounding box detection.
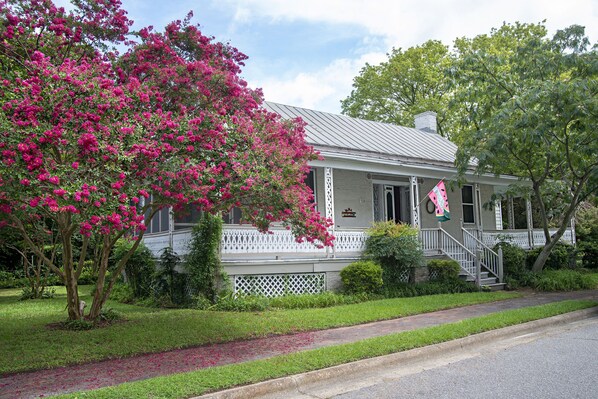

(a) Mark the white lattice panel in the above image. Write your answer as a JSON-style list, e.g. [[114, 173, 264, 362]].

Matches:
[[234, 273, 326, 297], [399, 268, 410, 283]]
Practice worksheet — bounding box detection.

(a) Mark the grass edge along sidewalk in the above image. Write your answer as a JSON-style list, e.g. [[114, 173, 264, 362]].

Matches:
[[0, 290, 518, 374], [56, 299, 597, 399]]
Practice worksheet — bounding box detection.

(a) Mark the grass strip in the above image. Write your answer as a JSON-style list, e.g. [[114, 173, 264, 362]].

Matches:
[[0, 287, 518, 374], [56, 299, 596, 399]]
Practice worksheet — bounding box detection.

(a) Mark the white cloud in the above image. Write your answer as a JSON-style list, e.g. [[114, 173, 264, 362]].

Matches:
[[220, 0, 597, 47], [233, 0, 597, 113], [251, 52, 387, 113]]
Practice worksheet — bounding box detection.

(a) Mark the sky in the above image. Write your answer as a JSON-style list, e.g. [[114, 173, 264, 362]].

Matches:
[[58, 0, 598, 114]]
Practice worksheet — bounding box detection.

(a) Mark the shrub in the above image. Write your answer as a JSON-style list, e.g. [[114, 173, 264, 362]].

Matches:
[[427, 259, 461, 281], [579, 241, 598, 269], [381, 279, 479, 298], [575, 205, 598, 242], [493, 242, 527, 278], [365, 221, 423, 286], [531, 270, 597, 291], [111, 240, 155, 299], [268, 292, 371, 309], [526, 242, 576, 270], [210, 293, 269, 312], [153, 247, 190, 306], [340, 260, 383, 294], [19, 286, 55, 300], [109, 283, 135, 304], [185, 213, 223, 302]]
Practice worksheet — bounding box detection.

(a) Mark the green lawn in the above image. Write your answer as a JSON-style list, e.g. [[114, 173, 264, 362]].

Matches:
[[56, 299, 596, 399], [0, 286, 519, 374]]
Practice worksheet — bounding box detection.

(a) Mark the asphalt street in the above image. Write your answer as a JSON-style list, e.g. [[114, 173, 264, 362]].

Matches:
[[334, 317, 598, 399]]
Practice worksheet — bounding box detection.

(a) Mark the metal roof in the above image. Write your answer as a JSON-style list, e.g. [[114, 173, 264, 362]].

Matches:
[[264, 101, 458, 167]]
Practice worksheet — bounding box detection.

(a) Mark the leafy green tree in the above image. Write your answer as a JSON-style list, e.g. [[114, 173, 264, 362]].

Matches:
[[341, 40, 459, 137], [454, 23, 598, 272]]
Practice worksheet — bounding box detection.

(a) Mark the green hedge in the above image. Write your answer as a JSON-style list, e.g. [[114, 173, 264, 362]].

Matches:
[[427, 259, 461, 281], [340, 260, 383, 294]]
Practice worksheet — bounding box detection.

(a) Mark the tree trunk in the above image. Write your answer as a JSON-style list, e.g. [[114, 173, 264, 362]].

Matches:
[[62, 236, 82, 320], [88, 237, 111, 320], [531, 209, 576, 272]]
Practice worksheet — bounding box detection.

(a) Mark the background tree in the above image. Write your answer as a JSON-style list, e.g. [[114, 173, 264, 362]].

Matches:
[[0, 0, 331, 321], [453, 23, 598, 272], [341, 40, 459, 137]]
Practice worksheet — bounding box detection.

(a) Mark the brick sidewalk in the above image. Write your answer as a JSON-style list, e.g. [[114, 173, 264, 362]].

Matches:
[[1, 290, 596, 399]]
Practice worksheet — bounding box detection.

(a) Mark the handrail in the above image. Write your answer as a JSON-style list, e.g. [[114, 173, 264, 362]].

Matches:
[[462, 228, 501, 280], [437, 227, 478, 280]]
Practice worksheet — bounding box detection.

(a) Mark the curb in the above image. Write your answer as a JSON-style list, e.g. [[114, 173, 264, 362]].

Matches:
[[194, 307, 598, 399]]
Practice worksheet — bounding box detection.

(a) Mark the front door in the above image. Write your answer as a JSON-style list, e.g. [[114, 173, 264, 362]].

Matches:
[[375, 184, 411, 224]]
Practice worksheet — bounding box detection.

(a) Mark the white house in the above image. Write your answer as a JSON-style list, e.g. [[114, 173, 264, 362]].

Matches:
[[143, 102, 575, 295]]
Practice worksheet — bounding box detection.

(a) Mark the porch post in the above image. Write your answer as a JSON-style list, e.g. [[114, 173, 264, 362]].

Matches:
[[410, 176, 421, 228], [507, 196, 515, 230], [570, 212, 576, 246], [474, 183, 483, 238], [494, 200, 503, 230], [324, 167, 335, 257], [526, 198, 534, 248], [168, 206, 174, 249]]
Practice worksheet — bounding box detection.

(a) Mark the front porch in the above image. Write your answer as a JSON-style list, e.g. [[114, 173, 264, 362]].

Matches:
[[143, 223, 575, 293], [143, 165, 576, 295]]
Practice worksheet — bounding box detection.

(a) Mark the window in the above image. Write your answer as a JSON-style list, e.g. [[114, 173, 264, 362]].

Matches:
[[148, 207, 170, 234], [305, 169, 316, 204], [174, 206, 202, 230], [223, 207, 243, 224], [461, 185, 475, 224]]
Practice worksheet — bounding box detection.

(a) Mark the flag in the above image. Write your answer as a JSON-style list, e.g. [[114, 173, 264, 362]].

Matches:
[[428, 181, 450, 222]]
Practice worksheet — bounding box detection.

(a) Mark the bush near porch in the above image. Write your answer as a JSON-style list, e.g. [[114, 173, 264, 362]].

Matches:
[[364, 221, 423, 286], [493, 241, 598, 291]]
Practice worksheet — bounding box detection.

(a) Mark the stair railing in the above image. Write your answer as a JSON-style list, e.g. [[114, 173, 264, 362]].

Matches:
[[462, 228, 503, 282], [436, 227, 478, 281]]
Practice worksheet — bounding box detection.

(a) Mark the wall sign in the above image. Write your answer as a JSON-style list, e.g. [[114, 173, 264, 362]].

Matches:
[[341, 208, 357, 218]]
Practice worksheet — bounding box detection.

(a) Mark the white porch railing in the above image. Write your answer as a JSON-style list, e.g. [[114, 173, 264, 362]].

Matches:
[[481, 228, 574, 250], [221, 226, 326, 255], [144, 226, 366, 259]]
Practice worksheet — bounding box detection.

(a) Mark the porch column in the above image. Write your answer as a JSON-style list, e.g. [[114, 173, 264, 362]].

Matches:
[[526, 198, 534, 248], [474, 183, 483, 236], [570, 212, 577, 246], [410, 176, 421, 228], [494, 199, 503, 230], [168, 206, 174, 249], [324, 167, 335, 256], [507, 196, 515, 230]]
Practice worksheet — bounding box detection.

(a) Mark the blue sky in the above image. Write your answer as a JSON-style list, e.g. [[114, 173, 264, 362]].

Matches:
[[58, 0, 597, 114]]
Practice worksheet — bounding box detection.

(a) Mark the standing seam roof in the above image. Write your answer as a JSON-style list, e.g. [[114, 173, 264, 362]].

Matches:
[[263, 101, 458, 165]]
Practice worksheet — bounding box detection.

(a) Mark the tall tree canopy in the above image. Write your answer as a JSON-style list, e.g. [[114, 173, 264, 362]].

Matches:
[[342, 22, 597, 272], [0, 0, 331, 320], [454, 23, 597, 272], [341, 40, 458, 137]]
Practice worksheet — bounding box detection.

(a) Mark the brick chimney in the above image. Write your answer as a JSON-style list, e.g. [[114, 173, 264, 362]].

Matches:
[[414, 111, 437, 133]]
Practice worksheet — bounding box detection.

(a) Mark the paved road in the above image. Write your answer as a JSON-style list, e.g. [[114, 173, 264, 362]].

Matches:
[[334, 317, 598, 399]]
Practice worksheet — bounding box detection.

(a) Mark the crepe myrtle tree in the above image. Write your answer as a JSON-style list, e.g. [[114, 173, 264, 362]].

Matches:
[[0, 0, 332, 321]]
